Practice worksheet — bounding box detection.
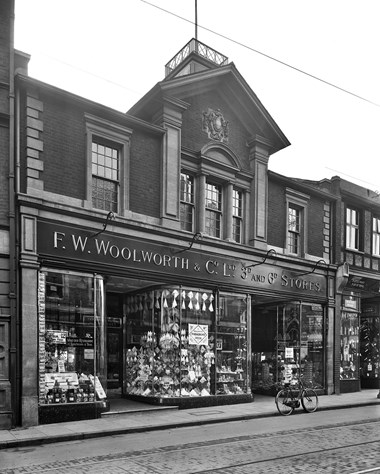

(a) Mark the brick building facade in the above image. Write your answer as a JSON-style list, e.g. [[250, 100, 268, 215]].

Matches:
[[1, 1, 378, 429]]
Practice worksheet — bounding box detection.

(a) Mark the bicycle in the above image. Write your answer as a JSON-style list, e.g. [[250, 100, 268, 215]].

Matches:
[[275, 371, 319, 416]]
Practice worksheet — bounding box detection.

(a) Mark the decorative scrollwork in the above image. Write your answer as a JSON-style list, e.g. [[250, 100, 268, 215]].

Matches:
[[202, 108, 229, 142]]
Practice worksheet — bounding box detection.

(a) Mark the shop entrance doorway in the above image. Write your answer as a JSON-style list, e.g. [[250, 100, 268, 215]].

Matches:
[[251, 301, 325, 395], [106, 293, 123, 392]]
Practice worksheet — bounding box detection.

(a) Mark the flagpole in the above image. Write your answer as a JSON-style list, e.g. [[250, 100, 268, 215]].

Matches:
[[195, 0, 198, 40]]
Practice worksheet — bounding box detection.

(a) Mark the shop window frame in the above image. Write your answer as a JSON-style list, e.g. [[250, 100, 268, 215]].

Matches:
[[39, 269, 107, 410], [251, 301, 325, 393], [124, 286, 251, 400]]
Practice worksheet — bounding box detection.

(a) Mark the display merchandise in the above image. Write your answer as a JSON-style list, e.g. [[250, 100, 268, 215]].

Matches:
[[251, 302, 325, 393], [39, 271, 107, 409], [340, 311, 359, 380], [124, 288, 248, 399], [360, 313, 380, 384]]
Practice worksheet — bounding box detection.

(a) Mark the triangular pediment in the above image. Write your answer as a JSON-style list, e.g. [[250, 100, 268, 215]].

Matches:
[[128, 48, 290, 155]]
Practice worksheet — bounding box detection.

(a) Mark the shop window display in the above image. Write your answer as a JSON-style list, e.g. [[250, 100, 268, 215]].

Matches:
[[124, 287, 249, 400], [340, 311, 359, 380], [360, 314, 380, 386], [216, 294, 248, 395], [252, 302, 325, 393], [39, 271, 107, 410]]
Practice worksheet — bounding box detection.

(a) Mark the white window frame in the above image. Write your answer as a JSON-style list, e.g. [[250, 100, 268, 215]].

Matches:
[[372, 216, 380, 256], [346, 207, 360, 251], [85, 114, 132, 215]]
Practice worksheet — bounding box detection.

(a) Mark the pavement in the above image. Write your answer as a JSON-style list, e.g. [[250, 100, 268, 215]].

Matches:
[[1, 389, 379, 450]]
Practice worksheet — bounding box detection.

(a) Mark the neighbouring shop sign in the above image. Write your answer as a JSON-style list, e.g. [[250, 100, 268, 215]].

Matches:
[[37, 221, 326, 296], [347, 275, 380, 294], [188, 324, 208, 345]]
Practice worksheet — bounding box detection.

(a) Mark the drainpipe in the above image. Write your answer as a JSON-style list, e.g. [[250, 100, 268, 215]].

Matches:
[[8, 0, 18, 426]]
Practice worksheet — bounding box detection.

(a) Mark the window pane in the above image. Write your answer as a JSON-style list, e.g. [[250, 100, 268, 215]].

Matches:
[[233, 216, 241, 243], [92, 141, 119, 181], [180, 173, 194, 204], [373, 217, 380, 255], [180, 173, 194, 231], [233, 189, 242, 217], [288, 205, 301, 254], [232, 189, 243, 243], [180, 203, 194, 232], [206, 182, 221, 211], [288, 207, 300, 231], [92, 177, 118, 212], [205, 181, 222, 238], [346, 207, 359, 249], [288, 231, 299, 254], [216, 294, 248, 395], [205, 210, 220, 238], [301, 304, 324, 389]]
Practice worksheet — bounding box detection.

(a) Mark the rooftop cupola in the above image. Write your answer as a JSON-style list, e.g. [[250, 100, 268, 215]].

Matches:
[[164, 38, 229, 79]]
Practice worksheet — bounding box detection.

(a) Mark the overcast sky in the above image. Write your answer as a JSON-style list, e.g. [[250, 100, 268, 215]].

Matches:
[[14, 0, 380, 191]]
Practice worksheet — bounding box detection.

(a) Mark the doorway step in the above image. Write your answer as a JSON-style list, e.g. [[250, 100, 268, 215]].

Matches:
[[102, 397, 179, 417]]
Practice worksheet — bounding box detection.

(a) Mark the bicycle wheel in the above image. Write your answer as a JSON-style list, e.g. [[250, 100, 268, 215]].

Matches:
[[301, 389, 318, 413], [275, 389, 294, 416]]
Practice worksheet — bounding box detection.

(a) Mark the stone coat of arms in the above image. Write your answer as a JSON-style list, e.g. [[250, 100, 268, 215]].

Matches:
[[202, 108, 229, 142]]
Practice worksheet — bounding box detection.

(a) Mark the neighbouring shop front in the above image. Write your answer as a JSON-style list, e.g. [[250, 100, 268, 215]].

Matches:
[[35, 219, 331, 423], [340, 276, 380, 393]]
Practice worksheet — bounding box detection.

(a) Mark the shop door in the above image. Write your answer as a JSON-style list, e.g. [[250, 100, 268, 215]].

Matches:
[[107, 328, 122, 389], [106, 293, 124, 391]]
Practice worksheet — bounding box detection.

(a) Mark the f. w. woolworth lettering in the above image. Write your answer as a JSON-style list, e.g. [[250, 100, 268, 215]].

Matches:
[[38, 221, 326, 295]]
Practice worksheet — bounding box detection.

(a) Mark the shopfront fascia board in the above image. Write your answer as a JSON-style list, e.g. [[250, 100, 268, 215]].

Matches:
[[37, 220, 327, 298]]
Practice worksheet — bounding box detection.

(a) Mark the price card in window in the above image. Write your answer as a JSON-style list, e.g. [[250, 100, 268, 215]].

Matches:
[[188, 324, 208, 345], [285, 347, 294, 359]]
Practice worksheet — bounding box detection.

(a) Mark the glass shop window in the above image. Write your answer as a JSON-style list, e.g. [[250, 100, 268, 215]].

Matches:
[[360, 312, 380, 383], [39, 271, 106, 405], [300, 304, 324, 388], [252, 302, 325, 393], [125, 287, 216, 398], [216, 294, 248, 395], [124, 287, 249, 399], [340, 310, 359, 380]]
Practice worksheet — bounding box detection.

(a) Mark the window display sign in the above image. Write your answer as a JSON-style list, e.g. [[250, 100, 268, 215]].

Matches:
[[46, 330, 67, 344], [188, 324, 208, 345], [89, 375, 107, 399], [285, 347, 294, 359], [66, 336, 94, 348]]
